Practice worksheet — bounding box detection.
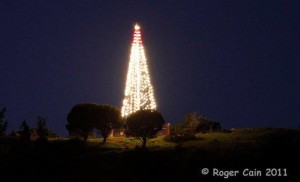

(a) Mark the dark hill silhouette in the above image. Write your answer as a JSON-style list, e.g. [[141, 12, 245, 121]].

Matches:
[[0, 128, 299, 181]]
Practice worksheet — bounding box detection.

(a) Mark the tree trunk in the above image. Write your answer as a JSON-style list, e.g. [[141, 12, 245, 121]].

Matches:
[[142, 136, 147, 148], [102, 136, 107, 143]]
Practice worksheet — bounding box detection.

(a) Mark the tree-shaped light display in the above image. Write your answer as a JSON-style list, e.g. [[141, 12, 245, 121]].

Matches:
[[121, 24, 157, 117]]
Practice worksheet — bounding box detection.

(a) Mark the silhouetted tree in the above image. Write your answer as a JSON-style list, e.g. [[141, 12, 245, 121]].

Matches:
[[166, 113, 221, 142], [185, 112, 198, 131], [66, 103, 122, 142], [48, 129, 59, 138], [36, 116, 48, 141], [210, 121, 221, 131], [195, 116, 212, 133], [19, 120, 31, 142], [92, 105, 122, 143], [10, 130, 17, 138], [66, 103, 95, 141], [126, 110, 165, 148], [166, 123, 196, 142], [184, 112, 221, 133], [0, 107, 8, 136]]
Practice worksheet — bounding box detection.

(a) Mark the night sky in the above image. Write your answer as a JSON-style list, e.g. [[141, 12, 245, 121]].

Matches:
[[1, 1, 299, 136]]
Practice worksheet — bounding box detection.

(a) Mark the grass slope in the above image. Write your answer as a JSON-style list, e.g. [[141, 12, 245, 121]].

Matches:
[[0, 128, 299, 181]]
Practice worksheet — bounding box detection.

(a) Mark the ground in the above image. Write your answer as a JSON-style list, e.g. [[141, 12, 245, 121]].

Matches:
[[0, 128, 299, 181]]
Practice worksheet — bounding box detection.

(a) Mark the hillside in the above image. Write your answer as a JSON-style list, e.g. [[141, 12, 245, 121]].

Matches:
[[0, 128, 299, 181]]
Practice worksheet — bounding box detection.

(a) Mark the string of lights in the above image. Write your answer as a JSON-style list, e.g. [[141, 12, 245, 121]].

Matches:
[[121, 24, 157, 117]]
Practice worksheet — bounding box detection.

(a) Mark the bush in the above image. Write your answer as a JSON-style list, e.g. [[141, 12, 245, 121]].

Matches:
[[185, 112, 221, 133], [165, 124, 196, 142]]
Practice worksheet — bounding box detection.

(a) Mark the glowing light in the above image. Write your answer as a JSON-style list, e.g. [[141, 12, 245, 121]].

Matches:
[[121, 24, 157, 117], [134, 24, 140, 30]]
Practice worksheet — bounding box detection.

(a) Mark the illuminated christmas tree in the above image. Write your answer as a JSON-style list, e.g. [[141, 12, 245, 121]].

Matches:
[[121, 24, 157, 117]]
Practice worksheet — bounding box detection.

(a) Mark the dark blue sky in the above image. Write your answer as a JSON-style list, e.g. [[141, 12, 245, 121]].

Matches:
[[1, 1, 299, 136]]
